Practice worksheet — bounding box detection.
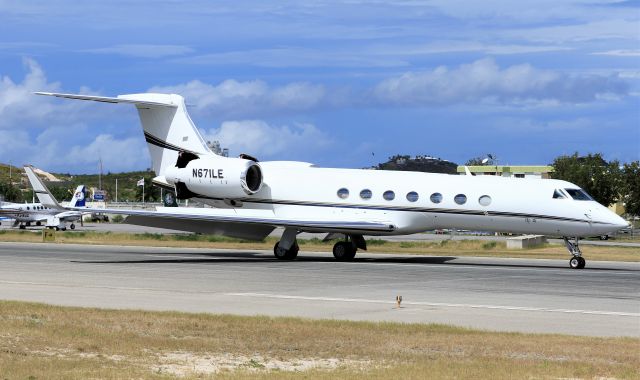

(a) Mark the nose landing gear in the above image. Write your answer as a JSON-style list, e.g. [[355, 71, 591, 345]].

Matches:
[[564, 237, 585, 269]]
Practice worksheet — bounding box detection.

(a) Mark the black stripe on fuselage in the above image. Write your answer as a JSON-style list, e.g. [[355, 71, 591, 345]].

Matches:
[[187, 194, 612, 226], [143, 131, 199, 155]]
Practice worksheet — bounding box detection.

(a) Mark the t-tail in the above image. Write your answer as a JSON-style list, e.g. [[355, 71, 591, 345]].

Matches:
[[34, 91, 263, 202], [34, 92, 212, 178]]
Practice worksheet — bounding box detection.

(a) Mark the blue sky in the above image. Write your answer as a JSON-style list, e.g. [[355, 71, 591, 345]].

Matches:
[[0, 0, 638, 173]]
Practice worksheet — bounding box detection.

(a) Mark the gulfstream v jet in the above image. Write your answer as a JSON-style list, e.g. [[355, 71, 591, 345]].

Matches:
[[34, 92, 628, 269]]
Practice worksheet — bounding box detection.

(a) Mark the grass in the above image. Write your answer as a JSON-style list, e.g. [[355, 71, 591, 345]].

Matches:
[[0, 301, 637, 379], [0, 229, 638, 262]]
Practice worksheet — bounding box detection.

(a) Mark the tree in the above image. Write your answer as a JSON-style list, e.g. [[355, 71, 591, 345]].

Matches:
[[135, 178, 161, 202], [0, 180, 23, 202], [621, 161, 640, 217], [49, 186, 73, 202], [465, 156, 488, 166], [551, 153, 621, 206]]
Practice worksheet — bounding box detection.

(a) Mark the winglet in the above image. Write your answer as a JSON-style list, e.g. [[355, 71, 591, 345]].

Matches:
[[23, 166, 62, 209]]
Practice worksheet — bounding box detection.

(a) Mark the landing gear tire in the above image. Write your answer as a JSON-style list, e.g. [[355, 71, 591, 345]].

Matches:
[[569, 256, 586, 269], [55, 227, 60, 231], [70, 224, 75, 230], [333, 242, 356, 261], [61, 227, 67, 231], [19, 224, 25, 230], [36, 221, 41, 226], [273, 242, 299, 260]]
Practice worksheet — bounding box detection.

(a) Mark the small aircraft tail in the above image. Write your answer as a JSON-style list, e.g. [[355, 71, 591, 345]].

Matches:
[[34, 92, 212, 177], [68, 185, 86, 208], [23, 166, 62, 209]]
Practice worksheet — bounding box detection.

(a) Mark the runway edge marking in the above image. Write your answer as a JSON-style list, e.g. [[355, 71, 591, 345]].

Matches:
[[226, 293, 640, 317]]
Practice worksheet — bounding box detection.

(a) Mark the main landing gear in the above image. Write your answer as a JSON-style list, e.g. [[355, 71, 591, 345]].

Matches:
[[273, 228, 299, 260], [564, 237, 586, 269], [332, 234, 366, 261], [273, 229, 367, 261]]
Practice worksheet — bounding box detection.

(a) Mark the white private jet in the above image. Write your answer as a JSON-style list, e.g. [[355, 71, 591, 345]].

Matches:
[[33, 92, 629, 269], [0, 178, 86, 231]]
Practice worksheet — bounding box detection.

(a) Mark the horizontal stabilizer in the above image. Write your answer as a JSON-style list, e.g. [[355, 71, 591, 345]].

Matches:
[[35, 92, 177, 108]]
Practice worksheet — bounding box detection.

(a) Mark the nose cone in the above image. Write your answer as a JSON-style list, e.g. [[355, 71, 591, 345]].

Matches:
[[600, 207, 629, 232]]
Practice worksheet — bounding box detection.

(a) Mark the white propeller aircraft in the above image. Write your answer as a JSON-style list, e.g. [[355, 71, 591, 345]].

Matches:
[[33, 91, 629, 269], [0, 179, 86, 231]]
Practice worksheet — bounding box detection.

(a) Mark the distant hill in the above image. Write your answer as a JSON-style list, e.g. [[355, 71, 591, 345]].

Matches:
[[374, 155, 458, 174]]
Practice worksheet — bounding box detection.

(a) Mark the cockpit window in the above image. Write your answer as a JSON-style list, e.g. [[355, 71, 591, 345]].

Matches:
[[552, 189, 566, 199], [565, 188, 593, 201]]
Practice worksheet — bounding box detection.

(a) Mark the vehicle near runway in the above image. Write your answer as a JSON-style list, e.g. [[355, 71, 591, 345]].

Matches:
[[0, 182, 86, 231], [33, 92, 629, 269]]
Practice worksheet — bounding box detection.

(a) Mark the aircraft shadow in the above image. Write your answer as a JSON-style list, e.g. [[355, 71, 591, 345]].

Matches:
[[69, 251, 636, 271]]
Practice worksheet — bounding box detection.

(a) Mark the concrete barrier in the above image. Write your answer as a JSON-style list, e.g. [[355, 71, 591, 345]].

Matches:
[[506, 235, 547, 249]]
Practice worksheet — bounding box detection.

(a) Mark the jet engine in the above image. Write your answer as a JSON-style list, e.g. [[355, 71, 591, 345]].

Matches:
[[164, 155, 263, 200]]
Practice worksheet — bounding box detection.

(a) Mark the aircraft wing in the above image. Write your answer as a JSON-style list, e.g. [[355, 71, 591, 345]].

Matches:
[[68, 205, 396, 239]]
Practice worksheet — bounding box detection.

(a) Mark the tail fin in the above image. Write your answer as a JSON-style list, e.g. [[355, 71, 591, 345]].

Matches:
[[35, 92, 212, 176], [68, 185, 86, 207], [23, 166, 62, 209]]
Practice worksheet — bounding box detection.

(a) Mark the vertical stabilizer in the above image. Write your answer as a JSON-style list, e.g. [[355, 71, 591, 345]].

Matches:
[[118, 93, 211, 176], [68, 185, 86, 207], [34, 92, 212, 177], [23, 166, 62, 209]]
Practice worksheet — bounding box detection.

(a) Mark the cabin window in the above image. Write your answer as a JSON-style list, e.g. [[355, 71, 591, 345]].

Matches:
[[454, 194, 467, 205], [552, 189, 566, 199], [360, 189, 372, 200], [565, 188, 592, 201], [383, 190, 395, 201], [26, 206, 30, 210], [406, 191, 419, 202], [430, 192, 443, 204], [478, 195, 491, 206], [337, 188, 349, 199]]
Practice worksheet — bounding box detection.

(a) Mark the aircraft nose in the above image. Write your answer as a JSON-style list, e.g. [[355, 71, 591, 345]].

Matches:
[[607, 210, 628, 229]]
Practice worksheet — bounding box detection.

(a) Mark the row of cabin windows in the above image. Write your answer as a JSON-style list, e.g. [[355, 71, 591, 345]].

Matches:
[[24, 206, 49, 211], [336, 188, 492, 206]]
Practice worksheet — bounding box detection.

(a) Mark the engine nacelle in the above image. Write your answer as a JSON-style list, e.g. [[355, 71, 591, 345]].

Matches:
[[165, 156, 263, 200]]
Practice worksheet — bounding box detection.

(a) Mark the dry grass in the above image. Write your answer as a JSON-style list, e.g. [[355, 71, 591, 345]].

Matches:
[[0, 301, 638, 379], [0, 229, 639, 262]]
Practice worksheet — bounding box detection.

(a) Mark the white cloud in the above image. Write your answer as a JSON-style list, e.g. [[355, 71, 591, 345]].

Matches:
[[508, 19, 639, 43], [373, 58, 629, 106], [149, 79, 326, 117], [64, 134, 148, 171], [85, 44, 194, 58], [174, 47, 409, 68], [592, 49, 640, 57], [202, 120, 331, 158], [0, 58, 61, 128]]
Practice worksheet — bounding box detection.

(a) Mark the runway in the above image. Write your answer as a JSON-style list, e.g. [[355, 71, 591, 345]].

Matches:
[[0, 242, 638, 337]]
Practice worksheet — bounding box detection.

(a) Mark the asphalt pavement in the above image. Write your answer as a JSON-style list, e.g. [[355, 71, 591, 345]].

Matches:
[[0, 242, 638, 337]]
